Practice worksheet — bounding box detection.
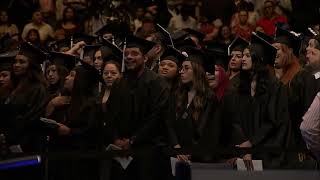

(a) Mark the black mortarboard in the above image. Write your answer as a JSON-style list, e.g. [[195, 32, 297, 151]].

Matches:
[[174, 38, 197, 50], [125, 35, 156, 54], [204, 43, 228, 71], [256, 31, 274, 44], [172, 30, 189, 44], [55, 38, 71, 52], [274, 26, 301, 56], [180, 46, 211, 71], [48, 51, 77, 71], [183, 28, 205, 42], [160, 46, 186, 66], [156, 24, 174, 46], [0, 50, 17, 71], [228, 36, 249, 56], [78, 59, 105, 84], [250, 32, 277, 65], [17, 41, 47, 66], [81, 45, 101, 61], [300, 27, 318, 39], [100, 39, 123, 62]]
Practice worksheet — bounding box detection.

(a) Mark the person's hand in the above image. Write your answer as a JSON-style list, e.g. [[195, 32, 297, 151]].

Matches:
[[114, 138, 130, 150], [236, 140, 252, 148], [176, 154, 190, 162], [51, 94, 71, 107], [57, 123, 71, 135]]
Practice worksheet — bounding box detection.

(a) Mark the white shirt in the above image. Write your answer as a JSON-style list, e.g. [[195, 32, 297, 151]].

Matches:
[[168, 15, 197, 32], [313, 71, 320, 79]]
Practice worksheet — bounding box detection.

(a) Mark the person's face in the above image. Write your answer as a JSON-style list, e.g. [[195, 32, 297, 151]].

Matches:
[[124, 47, 146, 71], [94, 50, 103, 70], [65, 8, 75, 21], [103, 63, 121, 87], [222, 26, 231, 39], [46, 65, 60, 85], [147, 5, 158, 15], [142, 21, 156, 33], [242, 48, 253, 70], [13, 54, 29, 76], [64, 70, 76, 92], [207, 65, 220, 89], [179, 61, 194, 84], [229, 50, 242, 71], [28, 31, 38, 42], [0, 11, 8, 23], [158, 59, 178, 79], [239, 10, 248, 25], [264, 2, 274, 18], [306, 39, 320, 69], [273, 43, 287, 69], [33, 11, 43, 24], [83, 56, 94, 66], [0, 70, 11, 89]]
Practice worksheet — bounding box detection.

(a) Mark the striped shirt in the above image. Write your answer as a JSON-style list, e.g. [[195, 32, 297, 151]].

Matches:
[[300, 92, 320, 160]]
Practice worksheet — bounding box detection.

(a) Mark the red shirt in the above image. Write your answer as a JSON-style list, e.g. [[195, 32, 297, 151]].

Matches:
[[256, 14, 288, 36], [234, 24, 254, 41]]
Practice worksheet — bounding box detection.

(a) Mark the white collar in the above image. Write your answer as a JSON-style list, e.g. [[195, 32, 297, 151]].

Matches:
[[314, 71, 320, 79]]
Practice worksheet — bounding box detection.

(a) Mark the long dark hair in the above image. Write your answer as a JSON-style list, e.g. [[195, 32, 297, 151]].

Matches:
[[11, 54, 48, 94], [99, 60, 121, 97], [45, 63, 68, 91], [176, 60, 208, 121], [238, 45, 269, 96], [0, 9, 13, 26], [25, 28, 41, 47], [62, 6, 79, 24], [68, 66, 98, 121]]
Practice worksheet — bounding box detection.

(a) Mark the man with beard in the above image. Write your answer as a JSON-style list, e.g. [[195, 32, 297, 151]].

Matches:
[[103, 35, 171, 180]]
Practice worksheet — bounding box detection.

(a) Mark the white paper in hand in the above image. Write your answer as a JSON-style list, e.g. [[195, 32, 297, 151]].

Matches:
[[40, 117, 59, 126], [236, 158, 263, 171], [170, 157, 178, 176], [9, 145, 23, 153]]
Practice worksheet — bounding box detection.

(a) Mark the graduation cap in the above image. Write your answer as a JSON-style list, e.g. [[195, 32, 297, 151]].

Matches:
[[274, 26, 301, 56], [172, 30, 189, 44], [204, 42, 228, 71], [180, 46, 212, 72], [48, 52, 77, 71], [0, 50, 17, 72], [182, 28, 205, 42], [228, 36, 250, 56], [156, 24, 174, 47], [17, 41, 47, 67], [160, 46, 186, 66], [174, 38, 197, 50], [0, 33, 13, 53], [78, 59, 105, 85], [256, 31, 274, 44], [250, 32, 277, 65], [125, 35, 156, 54], [100, 39, 123, 62]]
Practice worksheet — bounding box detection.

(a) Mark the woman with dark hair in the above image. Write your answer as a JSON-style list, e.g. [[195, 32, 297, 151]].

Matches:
[[230, 33, 293, 168], [174, 47, 222, 163], [25, 28, 41, 47], [57, 6, 81, 36], [47, 60, 103, 180], [0, 51, 15, 101], [217, 25, 234, 45]]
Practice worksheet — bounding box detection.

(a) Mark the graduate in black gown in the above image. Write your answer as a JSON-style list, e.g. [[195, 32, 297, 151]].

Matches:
[[47, 59, 104, 180], [272, 27, 317, 161], [2, 42, 48, 179], [0, 51, 15, 102], [103, 35, 170, 180], [230, 33, 293, 169], [174, 47, 222, 163]]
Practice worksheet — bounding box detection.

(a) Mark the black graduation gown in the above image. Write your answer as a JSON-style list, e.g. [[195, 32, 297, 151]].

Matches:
[[286, 70, 317, 149], [174, 90, 222, 162], [104, 68, 170, 180], [3, 82, 48, 152], [228, 73, 240, 92], [230, 76, 293, 169], [48, 98, 100, 180]]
